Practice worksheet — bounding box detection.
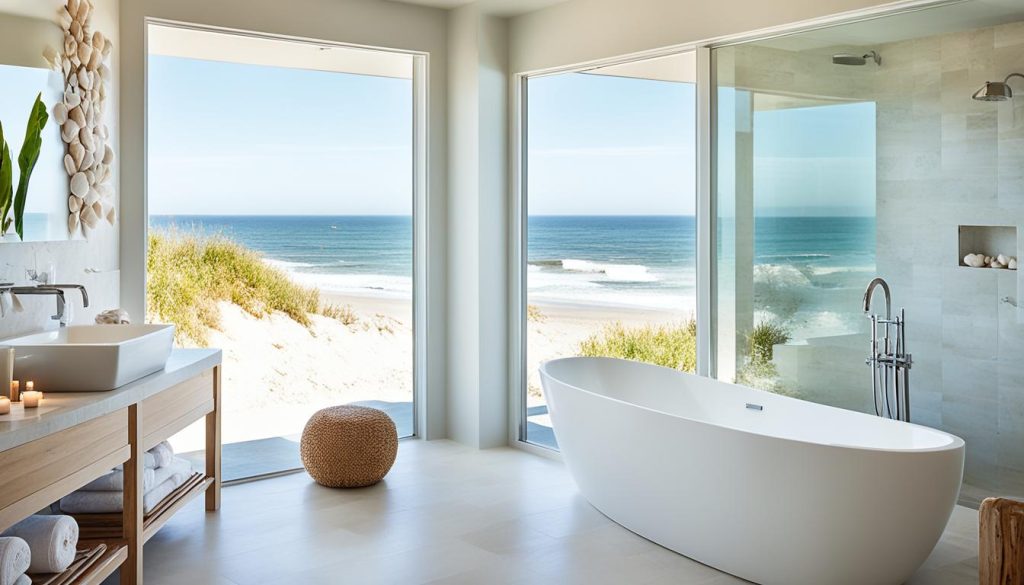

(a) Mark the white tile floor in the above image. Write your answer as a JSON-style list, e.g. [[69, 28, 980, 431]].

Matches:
[[135, 440, 979, 585]]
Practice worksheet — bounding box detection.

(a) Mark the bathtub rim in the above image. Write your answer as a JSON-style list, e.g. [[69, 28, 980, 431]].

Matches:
[[539, 356, 965, 455]]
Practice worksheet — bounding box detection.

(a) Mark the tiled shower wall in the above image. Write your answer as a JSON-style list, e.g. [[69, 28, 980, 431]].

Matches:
[[724, 19, 1024, 504], [874, 21, 1024, 504]]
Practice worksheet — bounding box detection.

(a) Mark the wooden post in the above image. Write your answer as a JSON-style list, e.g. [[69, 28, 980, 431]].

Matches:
[[205, 365, 222, 512], [980, 497, 1024, 584], [121, 404, 144, 584]]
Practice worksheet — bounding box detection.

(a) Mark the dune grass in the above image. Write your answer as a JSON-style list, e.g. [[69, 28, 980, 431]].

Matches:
[[578, 319, 697, 373], [147, 231, 343, 344]]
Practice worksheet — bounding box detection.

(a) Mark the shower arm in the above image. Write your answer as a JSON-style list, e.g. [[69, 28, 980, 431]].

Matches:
[[1004, 73, 1024, 85]]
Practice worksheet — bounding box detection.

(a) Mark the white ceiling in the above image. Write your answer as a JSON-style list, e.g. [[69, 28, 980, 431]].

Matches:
[[759, 0, 1024, 52], [149, 24, 414, 79], [0, 0, 63, 20], [581, 52, 697, 84], [387, 0, 568, 16]]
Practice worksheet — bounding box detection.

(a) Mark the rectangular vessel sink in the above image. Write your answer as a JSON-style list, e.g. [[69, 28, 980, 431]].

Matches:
[[4, 324, 175, 392]]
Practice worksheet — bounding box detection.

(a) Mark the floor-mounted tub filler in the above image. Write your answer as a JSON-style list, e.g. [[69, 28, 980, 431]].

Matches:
[[539, 357, 964, 585]]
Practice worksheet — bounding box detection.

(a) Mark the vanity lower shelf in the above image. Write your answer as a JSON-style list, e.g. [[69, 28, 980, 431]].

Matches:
[[28, 542, 128, 585], [70, 473, 212, 543]]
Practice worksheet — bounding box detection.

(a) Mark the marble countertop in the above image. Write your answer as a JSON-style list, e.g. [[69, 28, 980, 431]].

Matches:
[[0, 348, 221, 452]]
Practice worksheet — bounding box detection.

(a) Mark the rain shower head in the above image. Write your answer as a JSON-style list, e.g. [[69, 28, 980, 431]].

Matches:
[[832, 50, 881, 66], [973, 73, 1024, 102]]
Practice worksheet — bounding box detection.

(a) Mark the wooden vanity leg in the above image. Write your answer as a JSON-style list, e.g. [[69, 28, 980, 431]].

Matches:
[[205, 365, 222, 511], [122, 403, 144, 584]]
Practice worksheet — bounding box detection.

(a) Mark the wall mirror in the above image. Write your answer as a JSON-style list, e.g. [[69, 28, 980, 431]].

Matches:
[[0, 1, 73, 242]]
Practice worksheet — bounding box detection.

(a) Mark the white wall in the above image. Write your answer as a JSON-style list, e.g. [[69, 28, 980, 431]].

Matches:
[[118, 0, 449, 438], [446, 4, 509, 447], [508, 0, 900, 73], [0, 0, 120, 339]]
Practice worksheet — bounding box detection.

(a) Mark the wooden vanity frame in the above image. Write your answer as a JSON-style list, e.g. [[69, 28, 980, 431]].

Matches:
[[0, 356, 221, 585]]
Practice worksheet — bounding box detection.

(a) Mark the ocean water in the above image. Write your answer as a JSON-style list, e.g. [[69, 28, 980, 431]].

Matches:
[[149, 215, 875, 311]]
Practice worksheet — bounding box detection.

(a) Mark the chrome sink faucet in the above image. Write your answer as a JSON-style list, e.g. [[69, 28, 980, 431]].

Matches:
[[0, 283, 89, 326]]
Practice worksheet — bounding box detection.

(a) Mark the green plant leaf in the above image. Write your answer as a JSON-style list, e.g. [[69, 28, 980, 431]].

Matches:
[[13, 93, 49, 240], [0, 121, 12, 234]]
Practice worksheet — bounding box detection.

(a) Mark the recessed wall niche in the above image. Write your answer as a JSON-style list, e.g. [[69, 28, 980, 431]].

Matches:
[[958, 225, 1018, 269]]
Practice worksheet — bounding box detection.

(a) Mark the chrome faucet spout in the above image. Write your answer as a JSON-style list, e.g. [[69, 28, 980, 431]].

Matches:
[[863, 277, 891, 319], [40, 284, 89, 308], [8, 286, 66, 323]]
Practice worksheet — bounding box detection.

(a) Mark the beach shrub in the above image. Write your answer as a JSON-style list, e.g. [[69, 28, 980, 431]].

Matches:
[[578, 320, 697, 373], [321, 303, 358, 326], [746, 320, 790, 364], [148, 231, 330, 344], [527, 305, 546, 323]]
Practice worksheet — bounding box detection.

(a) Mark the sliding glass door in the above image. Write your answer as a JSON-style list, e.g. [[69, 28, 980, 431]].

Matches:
[[519, 52, 698, 449], [146, 24, 418, 480]]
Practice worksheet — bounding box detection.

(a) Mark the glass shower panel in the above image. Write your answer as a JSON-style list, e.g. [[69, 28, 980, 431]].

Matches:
[[714, 44, 877, 410]]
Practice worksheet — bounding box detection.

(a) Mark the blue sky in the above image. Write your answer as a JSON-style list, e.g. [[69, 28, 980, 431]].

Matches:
[[149, 57, 875, 218], [148, 56, 412, 215]]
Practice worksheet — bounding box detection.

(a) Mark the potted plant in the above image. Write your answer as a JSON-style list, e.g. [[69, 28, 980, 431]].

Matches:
[[0, 93, 49, 241]]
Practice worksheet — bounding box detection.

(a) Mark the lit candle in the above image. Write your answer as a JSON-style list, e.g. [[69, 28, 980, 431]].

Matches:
[[25, 381, 33, 393], [23, 391, 41, 408], [0, 397, 9, 414], [9, 380, 18, 402]]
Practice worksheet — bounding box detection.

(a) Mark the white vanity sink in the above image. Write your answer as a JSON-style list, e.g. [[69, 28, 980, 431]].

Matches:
[[4, 324, 175, 392]]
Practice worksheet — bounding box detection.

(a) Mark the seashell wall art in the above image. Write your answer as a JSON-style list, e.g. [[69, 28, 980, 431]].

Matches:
[[44, 0, 115, 239]]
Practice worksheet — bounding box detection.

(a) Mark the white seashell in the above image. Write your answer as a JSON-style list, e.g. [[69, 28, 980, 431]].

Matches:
[[77, 42, 92, 67], [99, 124, 109, 140], [53, 102, 68, 125], [69, 106, 85, 128], [85, 170, 96, 186], [985, 255, 993, 264], [80, 204, 98, 228], [92, 32, 105, 54], [70, 142, 85, 168], [69, 195, 82, 213], [61, 120, 80, 143], [43, 45, 61, 70], [80, 149, 93, 171], [102, 41, 112, 58], [998, 254, 1008, 266], [60, 8, 73, 29], [84, 189, 99, 206], [105, 206, 116, 225], [64, 88, 80, 108], [70, 21, 82, 43], [91, 200, 103, 218], [68, 0, 81, 19], [102, 144, 114, 165], [1010, 258, 1018, 270], [64, 35, 77, 58], [70, 172, 89, 197], [68, 72, 78, 88], [62, 58, 72, 78], [78, 68, 92, 90], [63, 154, 76, 176], [991, 260, 1006, 269], [68, 212, 80, 234], [96, 183, 112, 199], [964, 254, 986, 268], [80, 127, 94, 151], [99, 165, 112, 183], [88, 49, 102, 71], [78, 0, 92, 22], [80, 99, 90, 117], [98, 64, 110, 82]]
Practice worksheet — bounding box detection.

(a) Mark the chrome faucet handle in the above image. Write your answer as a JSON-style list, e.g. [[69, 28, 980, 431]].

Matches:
[[39, 284, 89, 308]]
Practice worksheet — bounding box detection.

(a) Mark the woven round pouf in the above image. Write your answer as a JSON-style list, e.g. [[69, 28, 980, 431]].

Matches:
[[300, 405, 398, 488]]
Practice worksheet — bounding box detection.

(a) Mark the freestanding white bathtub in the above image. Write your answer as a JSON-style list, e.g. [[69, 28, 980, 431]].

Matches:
[[539, 357, 964, 585]]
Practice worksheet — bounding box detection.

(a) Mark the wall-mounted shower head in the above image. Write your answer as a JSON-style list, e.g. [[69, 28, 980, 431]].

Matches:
[[973, 73, 1024, 101], [832, 50, 881, 66]]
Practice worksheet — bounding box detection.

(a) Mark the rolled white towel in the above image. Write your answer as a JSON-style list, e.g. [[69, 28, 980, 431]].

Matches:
[[0, 537, 30, 585], [2, 515, 78, 574], [13, 575, 28, 585], [113, 440, 174, 472]]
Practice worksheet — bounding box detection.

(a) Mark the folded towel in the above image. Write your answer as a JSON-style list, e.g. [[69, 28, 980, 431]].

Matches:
[[13, 575, 28, 585], [80, 467, 157, 492], [95, 308, 131, 325], [113, 440, 174, 472], [0, 537, 30, 585], [1, 516, 78, 574], [59, 458, 193, 514]]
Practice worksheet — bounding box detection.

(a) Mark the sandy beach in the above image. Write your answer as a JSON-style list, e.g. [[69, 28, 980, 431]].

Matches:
[[168, 289, 689, 453]]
